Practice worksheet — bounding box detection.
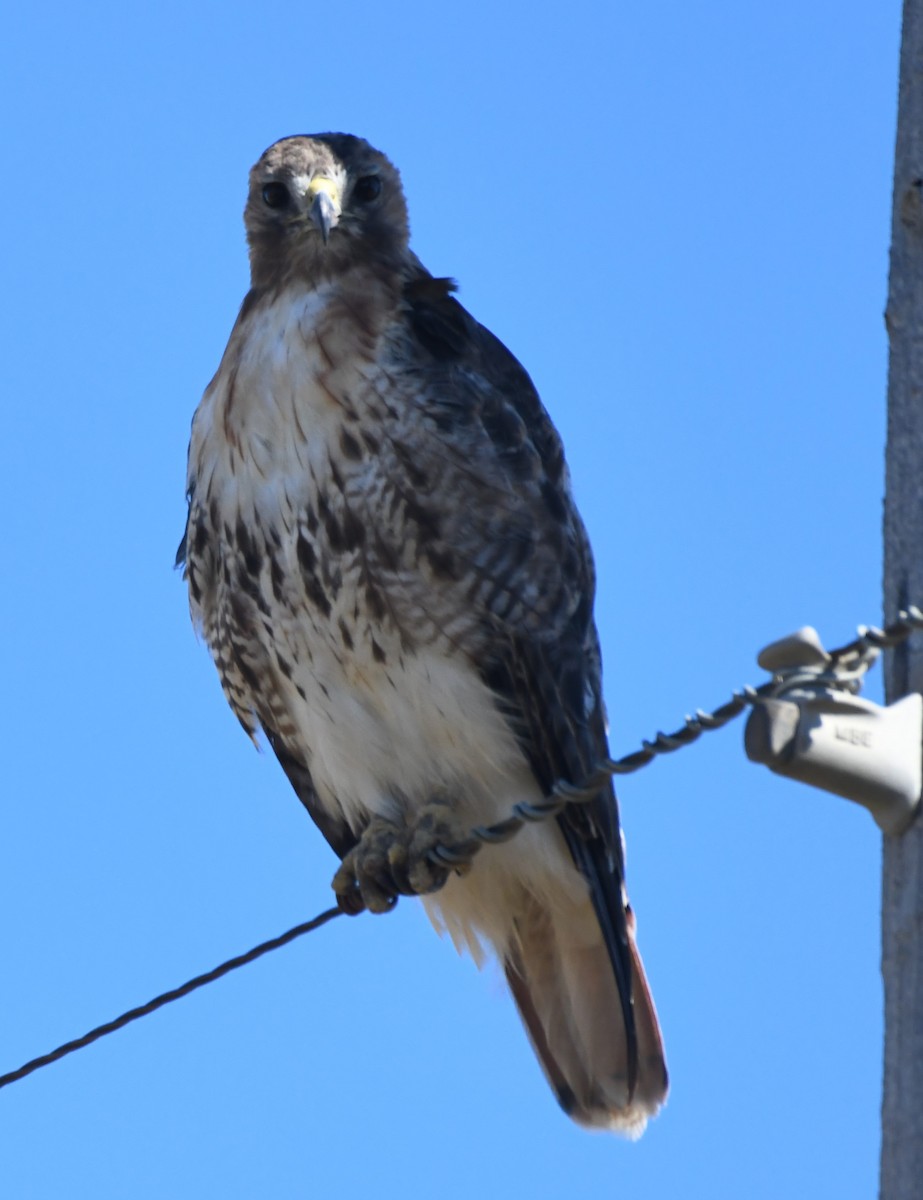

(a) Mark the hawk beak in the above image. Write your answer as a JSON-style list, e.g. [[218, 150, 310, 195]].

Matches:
[[307, 177, 340, 244]]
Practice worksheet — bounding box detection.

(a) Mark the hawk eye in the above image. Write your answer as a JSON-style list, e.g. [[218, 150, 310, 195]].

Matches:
[[353, 175, 382, 204], [262, 182, 291, 210]]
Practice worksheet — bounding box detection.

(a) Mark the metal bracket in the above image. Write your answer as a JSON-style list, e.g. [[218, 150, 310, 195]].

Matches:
[[744, 626, 922, 835]]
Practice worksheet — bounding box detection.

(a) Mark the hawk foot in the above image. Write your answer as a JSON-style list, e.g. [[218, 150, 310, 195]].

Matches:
[[331, 801, 476, 916]]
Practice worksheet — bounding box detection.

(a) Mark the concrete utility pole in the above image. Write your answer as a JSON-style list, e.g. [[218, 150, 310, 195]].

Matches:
[[882, 2, 923, 1197]]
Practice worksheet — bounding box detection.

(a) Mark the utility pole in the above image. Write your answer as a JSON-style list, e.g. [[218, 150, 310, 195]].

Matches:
[[881, 2, 923, 1196]]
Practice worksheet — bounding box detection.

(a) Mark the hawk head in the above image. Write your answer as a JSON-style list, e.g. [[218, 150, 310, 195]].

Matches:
[[245, 134, 410, 288]]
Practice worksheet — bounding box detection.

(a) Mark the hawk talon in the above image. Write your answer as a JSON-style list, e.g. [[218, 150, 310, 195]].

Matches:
[[330, 802, 475, 910], [334, 881, 368, 917], [332, 820, 405, 914]]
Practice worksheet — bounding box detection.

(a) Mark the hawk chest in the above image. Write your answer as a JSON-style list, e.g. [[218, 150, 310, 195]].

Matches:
[[187, 285, 479, 766], [192, 284, 394, 637]]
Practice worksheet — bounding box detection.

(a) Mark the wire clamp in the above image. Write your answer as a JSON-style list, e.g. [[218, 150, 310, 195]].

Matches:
[[744, 626, 922, 835]]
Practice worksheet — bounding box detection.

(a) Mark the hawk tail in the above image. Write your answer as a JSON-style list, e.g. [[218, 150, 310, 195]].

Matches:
[[504, 893, 667, 1136]]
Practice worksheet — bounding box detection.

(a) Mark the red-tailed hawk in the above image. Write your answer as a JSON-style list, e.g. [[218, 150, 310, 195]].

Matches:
[[178, 133, 668, 1134]]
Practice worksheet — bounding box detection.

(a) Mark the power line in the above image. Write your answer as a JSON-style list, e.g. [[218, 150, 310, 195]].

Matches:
[[0, 908, 342, 1091], [3, 607, 919, 1094]]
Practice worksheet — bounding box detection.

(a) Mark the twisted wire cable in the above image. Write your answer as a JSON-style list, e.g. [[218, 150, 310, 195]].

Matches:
[[4, 607, 919, 1091]]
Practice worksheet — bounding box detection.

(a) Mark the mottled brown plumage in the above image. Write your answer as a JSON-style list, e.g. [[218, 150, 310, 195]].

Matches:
[[179, 133, 667, 1133]]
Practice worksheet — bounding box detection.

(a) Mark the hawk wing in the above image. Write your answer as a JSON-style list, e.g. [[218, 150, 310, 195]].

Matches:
[[399, 271, 644, 1092]]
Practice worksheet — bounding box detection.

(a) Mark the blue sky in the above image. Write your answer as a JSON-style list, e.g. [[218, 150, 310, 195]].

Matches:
[[1, 2, 899, 1196]]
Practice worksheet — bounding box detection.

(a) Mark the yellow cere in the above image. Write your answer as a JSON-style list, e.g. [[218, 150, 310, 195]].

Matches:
[[306, 177, 340, 203]]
